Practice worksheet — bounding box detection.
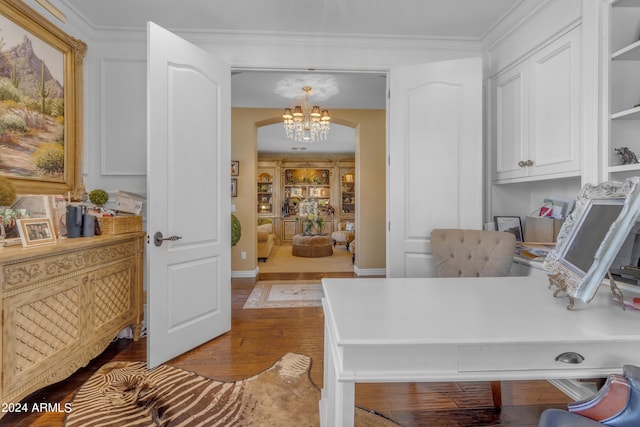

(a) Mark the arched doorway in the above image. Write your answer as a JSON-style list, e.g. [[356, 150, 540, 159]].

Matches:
[[230, 70, 387, 279], [256, 121, 357, 275]]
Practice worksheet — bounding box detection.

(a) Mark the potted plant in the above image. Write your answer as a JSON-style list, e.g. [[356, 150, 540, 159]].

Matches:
[[88, 189, 109, 208], [0, 177, 16, 207], [231, 214, 241, 246], [0, 178, 18, 239]]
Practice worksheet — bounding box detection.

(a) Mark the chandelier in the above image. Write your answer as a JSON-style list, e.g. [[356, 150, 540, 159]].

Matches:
[[282, 86, 330, 143]]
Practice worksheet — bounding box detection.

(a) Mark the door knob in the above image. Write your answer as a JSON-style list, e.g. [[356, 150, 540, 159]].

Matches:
[[154, 231, 182, 247]]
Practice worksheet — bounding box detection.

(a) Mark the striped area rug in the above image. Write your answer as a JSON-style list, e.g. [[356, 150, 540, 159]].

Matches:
[[64, 353, 398, 426]]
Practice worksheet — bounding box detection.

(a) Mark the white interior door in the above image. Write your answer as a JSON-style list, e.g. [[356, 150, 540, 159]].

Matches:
[[388, 58, 483, 277], [146, 22, 231, 368]]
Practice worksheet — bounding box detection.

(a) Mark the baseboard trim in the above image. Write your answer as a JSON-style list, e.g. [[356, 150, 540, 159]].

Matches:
[[547, 379, 597, 401], [232, 268, 259, 279], [354, 267, 387, 277]]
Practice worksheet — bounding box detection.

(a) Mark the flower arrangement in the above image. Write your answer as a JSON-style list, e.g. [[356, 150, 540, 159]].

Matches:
[[298, 213, 325, 236]]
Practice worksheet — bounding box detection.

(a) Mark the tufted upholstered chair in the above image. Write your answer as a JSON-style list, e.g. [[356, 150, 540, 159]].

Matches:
[[430, 228, 517, 408], [430, 229, 516, 278]]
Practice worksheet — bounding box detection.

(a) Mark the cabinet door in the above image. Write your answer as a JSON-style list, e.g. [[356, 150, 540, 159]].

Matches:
[[3, 275, 84, 394], [493, 27, 581, 183], [529, 28, 581, 177], [281, 219, 299, 243], [494, 68, 528, 181]]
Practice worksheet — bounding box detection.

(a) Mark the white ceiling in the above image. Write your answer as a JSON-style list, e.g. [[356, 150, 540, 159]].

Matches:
[[235, 70, 382, 153], [58, 0, 520, 152], [60, 0, 519, 39]]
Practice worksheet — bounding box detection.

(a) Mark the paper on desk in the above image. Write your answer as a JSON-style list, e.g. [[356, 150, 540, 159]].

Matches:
[[516, 243, 556, 260]]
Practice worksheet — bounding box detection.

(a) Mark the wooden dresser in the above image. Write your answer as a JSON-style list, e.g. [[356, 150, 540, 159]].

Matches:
[[0, 232, 144, 409]]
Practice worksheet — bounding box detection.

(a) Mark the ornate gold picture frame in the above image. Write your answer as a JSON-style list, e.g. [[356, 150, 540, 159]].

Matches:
[[0, 0, 86, 196]]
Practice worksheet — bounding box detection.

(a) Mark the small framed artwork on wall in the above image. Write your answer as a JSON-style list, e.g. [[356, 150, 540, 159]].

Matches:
[[231, 178, 237, 197], [231, 161, 239, 176]]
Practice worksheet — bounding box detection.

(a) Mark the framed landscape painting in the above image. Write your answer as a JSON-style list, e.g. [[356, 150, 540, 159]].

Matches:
[[0, 0, 86, 196]]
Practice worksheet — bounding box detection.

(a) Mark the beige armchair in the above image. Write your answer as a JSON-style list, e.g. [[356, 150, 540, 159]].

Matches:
[[257, 222, 275, 262], [430, 228, 517, 408], [331, 221, 355, 250]]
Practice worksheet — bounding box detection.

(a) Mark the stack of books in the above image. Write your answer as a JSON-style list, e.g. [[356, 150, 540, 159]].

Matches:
[[515, 243, 555, 261]]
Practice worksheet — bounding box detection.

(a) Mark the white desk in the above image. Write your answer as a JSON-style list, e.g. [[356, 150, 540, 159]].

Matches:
[[320, 276, 640, 427]]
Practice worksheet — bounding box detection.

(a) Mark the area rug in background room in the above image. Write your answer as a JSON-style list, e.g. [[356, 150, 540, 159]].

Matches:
[[257, 244, 354, 273], [243, 281, 324, 309], [64, 353, 398, 427]]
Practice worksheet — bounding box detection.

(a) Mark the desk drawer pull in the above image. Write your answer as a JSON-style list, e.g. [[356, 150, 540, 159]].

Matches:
[[555, 352, 584, 364]]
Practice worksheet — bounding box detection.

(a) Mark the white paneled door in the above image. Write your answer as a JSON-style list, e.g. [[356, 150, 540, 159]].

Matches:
[[388, 58, 483, 277], [146, 22, 231, 368]]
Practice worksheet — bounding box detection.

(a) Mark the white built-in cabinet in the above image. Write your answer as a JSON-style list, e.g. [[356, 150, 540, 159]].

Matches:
[[605, 0, 640, 178], [492, 26, 581, 183]]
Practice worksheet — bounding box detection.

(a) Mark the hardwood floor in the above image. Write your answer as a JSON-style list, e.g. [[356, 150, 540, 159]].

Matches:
[[2, 272, 572, 426]]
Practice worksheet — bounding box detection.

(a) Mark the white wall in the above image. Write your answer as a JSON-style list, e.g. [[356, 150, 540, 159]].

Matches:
[[21, 0, 578, 234], [24, 0, 492, 203]]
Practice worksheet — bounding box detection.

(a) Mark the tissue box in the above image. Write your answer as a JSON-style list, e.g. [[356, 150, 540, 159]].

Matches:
[[524, 216, 564, 243]]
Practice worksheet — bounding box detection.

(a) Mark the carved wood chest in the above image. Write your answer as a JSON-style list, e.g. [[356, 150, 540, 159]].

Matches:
[[0, 233, 144, 412]]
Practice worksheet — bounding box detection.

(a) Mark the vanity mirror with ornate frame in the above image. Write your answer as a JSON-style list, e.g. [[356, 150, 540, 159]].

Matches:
[[543, 177, 640, 309]]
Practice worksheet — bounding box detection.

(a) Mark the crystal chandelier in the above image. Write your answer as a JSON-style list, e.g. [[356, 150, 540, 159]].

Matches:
[[282, 86, 330, 143]]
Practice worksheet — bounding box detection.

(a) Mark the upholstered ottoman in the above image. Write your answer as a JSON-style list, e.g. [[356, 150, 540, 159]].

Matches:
[[292, 234, 333, 257]]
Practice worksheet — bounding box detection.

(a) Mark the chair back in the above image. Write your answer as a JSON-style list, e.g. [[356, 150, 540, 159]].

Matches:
[[430, 229, 516, 277]]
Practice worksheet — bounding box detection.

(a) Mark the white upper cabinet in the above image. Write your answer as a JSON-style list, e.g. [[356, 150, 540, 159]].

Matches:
[[491, 27, 582, 183], [604, 0, 640, 178]]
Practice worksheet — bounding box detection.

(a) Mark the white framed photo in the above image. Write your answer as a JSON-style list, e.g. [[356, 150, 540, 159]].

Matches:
[[17, 218, 57, 248]]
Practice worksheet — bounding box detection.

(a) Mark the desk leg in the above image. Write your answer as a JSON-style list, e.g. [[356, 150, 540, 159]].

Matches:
[[320, 319, 355, 426]]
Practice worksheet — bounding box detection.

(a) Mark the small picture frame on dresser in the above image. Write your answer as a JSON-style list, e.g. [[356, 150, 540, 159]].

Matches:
[[494, 216, 523, 242], [16, 218, 57, 248]]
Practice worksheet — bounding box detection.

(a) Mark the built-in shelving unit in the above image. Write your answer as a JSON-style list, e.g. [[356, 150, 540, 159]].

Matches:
[[282, 168, 331, 216], [256, 159, 355, 244], [340, 170, 355, 216], [257, 172, 273, 215], [606, 0, 640, 176]]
